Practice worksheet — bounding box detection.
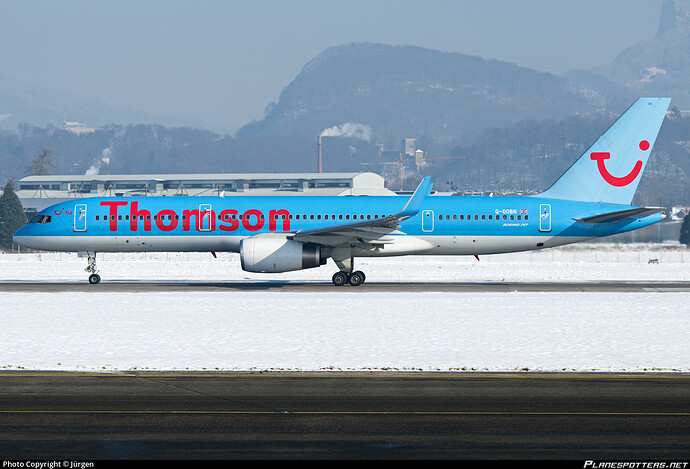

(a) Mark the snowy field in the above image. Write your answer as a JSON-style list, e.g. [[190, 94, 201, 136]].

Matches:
[[0, 243, 688, 373]]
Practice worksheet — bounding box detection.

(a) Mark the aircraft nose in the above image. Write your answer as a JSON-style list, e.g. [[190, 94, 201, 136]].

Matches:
[[12, 224, 29, 246]]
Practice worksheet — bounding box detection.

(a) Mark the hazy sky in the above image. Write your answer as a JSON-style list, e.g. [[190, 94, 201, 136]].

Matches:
[[0, 0, 686, 133]]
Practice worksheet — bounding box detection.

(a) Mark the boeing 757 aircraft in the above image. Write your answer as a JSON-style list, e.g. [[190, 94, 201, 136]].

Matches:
[[13, 98, 671, 285]]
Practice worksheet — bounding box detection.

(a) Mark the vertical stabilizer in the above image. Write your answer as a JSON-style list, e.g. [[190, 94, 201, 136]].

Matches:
[[537, 98, 670, 205]]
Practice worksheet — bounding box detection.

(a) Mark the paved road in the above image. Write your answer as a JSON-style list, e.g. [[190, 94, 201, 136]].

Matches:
[[0, 280, 688, 292], [0, 372, 688, 459]]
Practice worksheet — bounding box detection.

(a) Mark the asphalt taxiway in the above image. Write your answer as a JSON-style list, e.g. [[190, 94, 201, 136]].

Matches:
[[0, 372, 688, 459], [0, 280, 688, 292]]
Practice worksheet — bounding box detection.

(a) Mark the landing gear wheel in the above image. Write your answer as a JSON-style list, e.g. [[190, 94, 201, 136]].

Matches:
[[332, 271, 349, 286], [84, 252, 101, 284], [348, 271, 365, 286]]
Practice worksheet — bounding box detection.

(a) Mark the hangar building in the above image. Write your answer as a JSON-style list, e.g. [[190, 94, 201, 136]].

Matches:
[[13, 172, 395, 216]]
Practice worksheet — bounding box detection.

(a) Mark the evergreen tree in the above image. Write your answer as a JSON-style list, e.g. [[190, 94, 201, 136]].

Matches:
[[680, 214, 690, 246], [0, 180, 28, 250]]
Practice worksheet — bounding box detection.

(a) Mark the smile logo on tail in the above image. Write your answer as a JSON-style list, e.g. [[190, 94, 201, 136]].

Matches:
[[590, 140, 649, 187]]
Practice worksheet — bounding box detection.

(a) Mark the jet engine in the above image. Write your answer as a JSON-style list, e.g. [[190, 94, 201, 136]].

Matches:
[[240, 234, 325, 273]]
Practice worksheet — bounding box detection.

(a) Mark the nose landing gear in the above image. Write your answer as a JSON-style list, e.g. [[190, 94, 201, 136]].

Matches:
[[85, 252, 101, 284]]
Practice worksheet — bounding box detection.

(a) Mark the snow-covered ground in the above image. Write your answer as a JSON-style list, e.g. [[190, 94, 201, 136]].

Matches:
[[0, 243, 688, 373]]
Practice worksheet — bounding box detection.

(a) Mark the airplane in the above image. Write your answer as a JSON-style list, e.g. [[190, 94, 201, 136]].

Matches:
[[13, 97, 671, 285]]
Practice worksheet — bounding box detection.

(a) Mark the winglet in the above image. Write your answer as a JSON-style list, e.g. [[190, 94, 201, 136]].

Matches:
[[396, 176, 431, 219]]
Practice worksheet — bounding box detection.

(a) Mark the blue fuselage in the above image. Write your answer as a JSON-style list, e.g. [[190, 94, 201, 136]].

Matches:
[[13, 194, 663, 256]]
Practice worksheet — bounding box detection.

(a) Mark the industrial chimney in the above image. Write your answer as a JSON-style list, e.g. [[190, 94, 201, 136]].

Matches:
[[317, 135, 323, 173]]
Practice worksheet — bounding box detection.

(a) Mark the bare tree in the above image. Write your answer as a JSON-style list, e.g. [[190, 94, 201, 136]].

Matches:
[[25, 148, 55, 176]]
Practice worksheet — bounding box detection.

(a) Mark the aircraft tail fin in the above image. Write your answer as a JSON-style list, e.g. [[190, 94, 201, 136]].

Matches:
[[537, 98, 671, 205]]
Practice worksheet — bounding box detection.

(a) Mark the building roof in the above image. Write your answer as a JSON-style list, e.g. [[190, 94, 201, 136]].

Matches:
[[18, 172, 369, 182], [15, 172, 396, 212]]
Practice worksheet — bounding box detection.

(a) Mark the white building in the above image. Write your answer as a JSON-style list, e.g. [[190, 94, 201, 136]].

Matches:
[[14, 172, 395, 215]]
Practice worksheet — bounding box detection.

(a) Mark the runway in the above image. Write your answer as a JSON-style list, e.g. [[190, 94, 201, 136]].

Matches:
[[0, 372, 688, 459], [0, 280, 688, 292]]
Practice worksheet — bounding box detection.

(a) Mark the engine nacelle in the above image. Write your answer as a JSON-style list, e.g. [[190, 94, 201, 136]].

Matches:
[[240, 234, 325, 273]]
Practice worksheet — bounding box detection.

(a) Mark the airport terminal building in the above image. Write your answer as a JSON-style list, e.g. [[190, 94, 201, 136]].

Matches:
[[13, 172, 396, 215]]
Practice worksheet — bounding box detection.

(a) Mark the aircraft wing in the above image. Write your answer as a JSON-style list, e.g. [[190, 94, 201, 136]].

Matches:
[[574, 206, 665, 225], [290, 177, 432, 247]]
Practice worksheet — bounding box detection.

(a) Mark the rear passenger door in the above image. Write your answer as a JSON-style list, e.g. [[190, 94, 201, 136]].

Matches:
[[422, 210, 434, 232]]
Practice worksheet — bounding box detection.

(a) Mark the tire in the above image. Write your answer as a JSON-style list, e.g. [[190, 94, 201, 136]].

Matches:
[[88, 274, 101, 284], [332, 271, 348, 286], [348, 271, 364, 286]]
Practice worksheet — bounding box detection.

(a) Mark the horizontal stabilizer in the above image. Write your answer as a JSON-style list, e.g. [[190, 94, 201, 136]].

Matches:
[[574, 207, 665, 225]]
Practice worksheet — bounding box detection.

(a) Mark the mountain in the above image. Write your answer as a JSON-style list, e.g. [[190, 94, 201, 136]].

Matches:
[[0, 74, 225, 133], [590, 0, 690, 109], [236, 43, 632, 145]]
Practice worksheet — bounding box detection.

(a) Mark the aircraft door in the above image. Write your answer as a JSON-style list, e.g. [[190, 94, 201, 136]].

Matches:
[[199, 204, 212, 231], [539, 204, 552, 232], [422, 210, 434, 232], [74, 204, 87, 232]]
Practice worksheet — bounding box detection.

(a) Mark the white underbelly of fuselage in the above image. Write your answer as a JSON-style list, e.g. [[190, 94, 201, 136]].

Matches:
[[15, 234, 590, 256]]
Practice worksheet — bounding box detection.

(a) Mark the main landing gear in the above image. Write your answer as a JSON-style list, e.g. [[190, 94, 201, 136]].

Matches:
[[331, 270, 366, 287], [85, 252, 101, 284], [330, 251, 366, 286]]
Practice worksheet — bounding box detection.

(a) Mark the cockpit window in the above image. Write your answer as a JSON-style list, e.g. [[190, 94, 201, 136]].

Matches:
[[29, 215, 52, 224]]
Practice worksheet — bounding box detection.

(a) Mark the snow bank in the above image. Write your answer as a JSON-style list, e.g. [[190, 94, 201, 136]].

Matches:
[[0, 244, 688, 373]]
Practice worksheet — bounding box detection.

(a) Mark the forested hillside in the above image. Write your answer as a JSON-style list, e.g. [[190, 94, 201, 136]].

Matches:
[[2, 111, 688, 209]]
